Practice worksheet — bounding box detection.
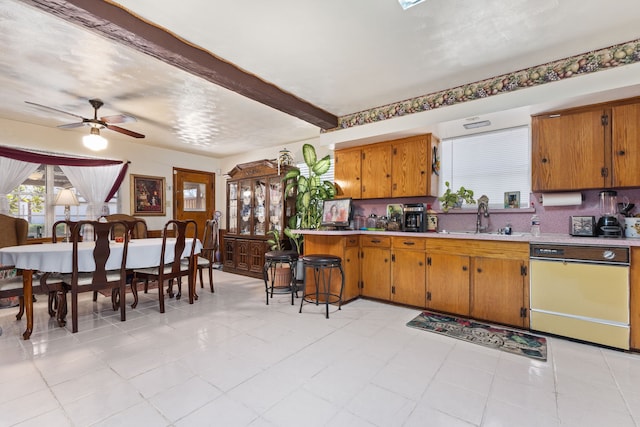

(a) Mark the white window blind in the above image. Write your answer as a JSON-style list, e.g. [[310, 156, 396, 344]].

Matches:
[[440, 126, 530, 208], [296, 159, 334, 183]]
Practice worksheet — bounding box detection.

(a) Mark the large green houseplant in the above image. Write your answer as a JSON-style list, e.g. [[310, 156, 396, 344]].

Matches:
[[283, 144, 336, 229]]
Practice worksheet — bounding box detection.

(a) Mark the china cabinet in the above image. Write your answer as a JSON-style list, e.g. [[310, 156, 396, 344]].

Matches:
[[224, 160, 296, 278]]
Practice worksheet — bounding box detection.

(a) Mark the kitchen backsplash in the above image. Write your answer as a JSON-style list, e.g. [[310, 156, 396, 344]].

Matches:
[[351, 188, 640, 235]]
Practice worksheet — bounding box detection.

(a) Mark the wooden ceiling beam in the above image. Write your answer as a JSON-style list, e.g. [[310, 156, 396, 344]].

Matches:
[[21, 0, 338, 130]]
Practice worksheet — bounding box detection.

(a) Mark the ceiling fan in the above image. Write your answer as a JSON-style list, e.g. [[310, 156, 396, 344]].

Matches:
[[25, 98, 145, 140]]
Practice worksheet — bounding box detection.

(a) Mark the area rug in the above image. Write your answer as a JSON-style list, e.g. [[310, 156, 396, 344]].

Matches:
[[407, 311, 547, 361]]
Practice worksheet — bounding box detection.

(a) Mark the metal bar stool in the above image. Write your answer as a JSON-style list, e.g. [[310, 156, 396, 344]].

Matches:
[[263, 250, 299, 305], [299, 254, 344, 319]]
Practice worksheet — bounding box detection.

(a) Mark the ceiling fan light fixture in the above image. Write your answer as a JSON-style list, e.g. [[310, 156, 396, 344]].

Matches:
[[83, 127, 108, 150], [398, 0, 427, 10]]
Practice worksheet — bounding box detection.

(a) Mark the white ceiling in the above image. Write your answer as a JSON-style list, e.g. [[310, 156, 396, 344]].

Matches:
[[1, 0, 640, 158]]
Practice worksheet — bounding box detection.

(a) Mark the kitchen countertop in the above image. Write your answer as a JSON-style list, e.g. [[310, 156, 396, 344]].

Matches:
[[295, 229, 640, 247]]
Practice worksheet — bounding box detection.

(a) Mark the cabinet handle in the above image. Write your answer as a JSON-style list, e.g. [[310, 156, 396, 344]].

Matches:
[[541, 158, 548, 163], [403, 241, 415, 246], [384, 258, 388, 263], [420, 170, 425, 175], [462, 266, 468, 271], [418, 261, 423, 266], [356, 177, 360, 180], [371, 239, 381, 243], [477, 268, 482, 273], [618, 150, 626, 156]]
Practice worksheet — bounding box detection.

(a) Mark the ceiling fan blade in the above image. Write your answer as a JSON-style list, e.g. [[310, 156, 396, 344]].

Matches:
[[105, 124, 145, 139], [25, 101, 85, 120], [57, 121, 87, 129], [101, 114, 137, 124]]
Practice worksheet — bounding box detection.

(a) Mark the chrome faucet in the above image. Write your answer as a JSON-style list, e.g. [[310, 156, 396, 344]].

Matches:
[[476, 195, 490, 233]]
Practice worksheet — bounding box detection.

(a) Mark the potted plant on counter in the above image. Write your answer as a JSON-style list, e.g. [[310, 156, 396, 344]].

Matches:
[[283, 143, 336, 229], [438, 181, 476, 212]]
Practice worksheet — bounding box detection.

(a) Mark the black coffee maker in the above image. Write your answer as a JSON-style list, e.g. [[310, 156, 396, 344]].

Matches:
[[403, 203, 425, 232], [596, 190, 623, 237]]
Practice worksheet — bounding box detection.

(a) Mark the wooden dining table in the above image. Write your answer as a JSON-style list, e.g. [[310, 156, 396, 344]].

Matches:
[[0, 237, 202, 339]]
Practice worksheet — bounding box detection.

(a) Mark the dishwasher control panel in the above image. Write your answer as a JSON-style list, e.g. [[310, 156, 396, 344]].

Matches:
[[530, 243, 629, 265]]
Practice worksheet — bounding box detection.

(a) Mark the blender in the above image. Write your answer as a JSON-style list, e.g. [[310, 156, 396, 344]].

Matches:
[[596, 190, 623, 237]]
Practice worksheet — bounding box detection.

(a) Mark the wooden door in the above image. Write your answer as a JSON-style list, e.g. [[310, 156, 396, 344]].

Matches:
[[361, 143, 391, 198], [360, 246, 391, 300], [427, 253, 470, 316], [391, 249, 426, 307], [392, 135, 430, 197], [531, 109, 606, 191], [174, 168, 215, 238], [334, 148, 362, 199], [612, 102, 640, 187], [471, 257, 527, 327]]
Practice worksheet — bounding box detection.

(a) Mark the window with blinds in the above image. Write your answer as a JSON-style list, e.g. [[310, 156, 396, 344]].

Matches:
[[439, 126, 530, 208], [295, 159, 335, 183]]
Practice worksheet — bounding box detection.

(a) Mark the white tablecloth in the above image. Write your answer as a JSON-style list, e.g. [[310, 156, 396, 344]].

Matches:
[[0, 238, 202, 273]]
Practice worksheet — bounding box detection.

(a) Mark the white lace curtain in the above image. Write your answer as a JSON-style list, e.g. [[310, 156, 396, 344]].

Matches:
[[60, 164, 123, 221], [0, 157, 39, 215]]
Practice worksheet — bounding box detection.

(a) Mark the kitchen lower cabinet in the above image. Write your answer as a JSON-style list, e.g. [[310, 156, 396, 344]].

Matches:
[[391, 236, 426, 307], [426, 252, 470, 316], [302, 234, 360, 303], [629, 247, 640, 351], [360, 236, 391, 300], [471, 256, 528, 328]]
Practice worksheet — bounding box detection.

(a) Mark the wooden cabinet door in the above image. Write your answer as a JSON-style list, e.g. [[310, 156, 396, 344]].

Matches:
[[361, 143, 392, 198], [391, 249, 426, 307], [471, 257, 527, 328], [391, 135, 438, 197], [612, 102, 640, 187], [426, 253, 470, 316], [343, 245, 361, 302], [532, 109, 606, 191], [236, 239, 250, 271], [360, 246, 391, 300], [334, 148, 362, 199]]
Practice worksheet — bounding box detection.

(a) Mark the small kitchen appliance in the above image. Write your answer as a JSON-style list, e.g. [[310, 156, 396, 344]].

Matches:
[[596, 190, 623, 237], [403, 203, 425, 232]]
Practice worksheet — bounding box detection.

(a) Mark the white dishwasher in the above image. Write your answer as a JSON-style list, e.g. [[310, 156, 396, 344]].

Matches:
[[530, 243, 629, 350]]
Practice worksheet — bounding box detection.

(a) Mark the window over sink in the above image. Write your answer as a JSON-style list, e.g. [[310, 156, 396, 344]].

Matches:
[[439, 126, 530, 209]]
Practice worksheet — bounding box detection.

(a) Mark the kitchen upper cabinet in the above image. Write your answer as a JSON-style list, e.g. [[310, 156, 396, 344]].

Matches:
[[361, 143, 392, 199], [360, 235, 391, 300], [334, 133, 439, 200], [426, 252, 470, 316], [391, 134, 440, 198], [532, 97, 640, 192], [471, 257, 528, 328], [334, 148, 362, 199], [391, 237, 426, 307], [531, 108, 606, 192], [612, 102, 640, 187]]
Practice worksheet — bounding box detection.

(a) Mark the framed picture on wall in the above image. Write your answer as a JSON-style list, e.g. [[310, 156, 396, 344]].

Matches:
[[131, 174, 165, 216], [504, 191, 520, 208]]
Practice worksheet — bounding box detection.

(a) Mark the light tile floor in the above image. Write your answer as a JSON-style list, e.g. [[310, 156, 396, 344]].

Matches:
[[1, 270, 639, 426]]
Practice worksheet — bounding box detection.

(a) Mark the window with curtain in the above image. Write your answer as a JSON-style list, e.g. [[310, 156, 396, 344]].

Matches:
[[439, 126, 530, 208], [8, 164, 119, 238], [0, 145, 127, 239]]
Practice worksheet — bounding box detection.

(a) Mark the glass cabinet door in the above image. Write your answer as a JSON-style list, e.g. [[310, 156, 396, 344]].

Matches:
[[253, 179, 266, 235], [240, 180, 252, 235], [228, 182, 238, 234], [268, 177, 284, 233]]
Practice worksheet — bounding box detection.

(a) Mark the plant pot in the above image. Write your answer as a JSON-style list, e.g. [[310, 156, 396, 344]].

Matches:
[[268, 263, 292, 288]]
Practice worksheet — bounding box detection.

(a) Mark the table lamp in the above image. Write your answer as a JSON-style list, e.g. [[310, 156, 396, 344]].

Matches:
[[55, 188, 79, 221]]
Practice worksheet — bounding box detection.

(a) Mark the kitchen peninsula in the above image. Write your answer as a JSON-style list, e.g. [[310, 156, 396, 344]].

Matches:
[[299, 229, 640, 352]]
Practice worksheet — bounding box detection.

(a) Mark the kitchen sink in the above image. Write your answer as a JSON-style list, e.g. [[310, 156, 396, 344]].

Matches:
[[438, 230, 527, 237]]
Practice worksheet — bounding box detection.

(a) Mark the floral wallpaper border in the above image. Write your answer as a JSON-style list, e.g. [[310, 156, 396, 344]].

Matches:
[[333, 38, 640, 131]]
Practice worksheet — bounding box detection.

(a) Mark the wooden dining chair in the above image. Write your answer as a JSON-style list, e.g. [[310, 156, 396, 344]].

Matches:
[[59, 220, 130, 333], [0, 217, 66, 325], [131, 219, 197, 313], [191, 218, 216, 293]]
